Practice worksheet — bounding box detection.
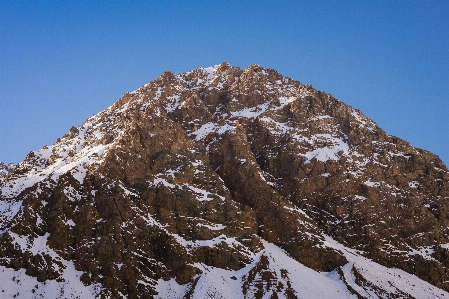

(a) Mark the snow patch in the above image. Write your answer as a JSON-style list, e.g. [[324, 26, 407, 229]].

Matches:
[[189, 122, 235, 141], [302, 136, 349, 164], [409, 181, 419, 189]]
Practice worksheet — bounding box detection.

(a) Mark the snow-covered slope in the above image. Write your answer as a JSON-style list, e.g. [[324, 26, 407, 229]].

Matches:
[[1, 237, 447, 299], [156, 237, 449, 299]]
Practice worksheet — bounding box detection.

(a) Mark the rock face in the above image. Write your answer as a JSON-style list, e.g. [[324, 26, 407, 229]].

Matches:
[[1, 63, 449, 298], [0, 162, 15, 180]]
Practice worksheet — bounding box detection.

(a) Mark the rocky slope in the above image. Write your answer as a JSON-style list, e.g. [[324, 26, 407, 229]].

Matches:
[[0, 162, 16, 180], [1, 62, 449, 298]]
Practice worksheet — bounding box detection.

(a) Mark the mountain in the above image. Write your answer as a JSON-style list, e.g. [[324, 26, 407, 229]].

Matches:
[[1, 62, 449, 298]]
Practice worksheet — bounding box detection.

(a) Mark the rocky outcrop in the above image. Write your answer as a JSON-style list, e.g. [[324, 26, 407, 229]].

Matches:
[[0, 62, 448, 298], [0, 162, 15, 180]]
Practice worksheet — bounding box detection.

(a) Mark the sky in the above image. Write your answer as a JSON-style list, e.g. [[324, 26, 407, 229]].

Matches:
[[1, 1, 448, 166]]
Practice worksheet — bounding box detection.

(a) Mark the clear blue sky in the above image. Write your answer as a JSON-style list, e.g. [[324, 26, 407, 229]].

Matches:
[[1, 1, 448, 166]]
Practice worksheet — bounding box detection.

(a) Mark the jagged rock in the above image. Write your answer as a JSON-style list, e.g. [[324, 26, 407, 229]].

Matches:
[[0, 63, 448, 298], [0, 162, 16, 181]]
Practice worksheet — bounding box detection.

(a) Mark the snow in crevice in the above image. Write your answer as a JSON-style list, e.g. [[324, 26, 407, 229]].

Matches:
[[363, 181, 381, 188], [407, 245, 436, 261], [202, 65, 220, 86], [310, 115, 332, 121], [301, 135, 350, 164], [147, 168, 225, 202], [134, 208, 250, 255], [118, 181, 140, 198], [409, 181, 419, 189], [260, 116, 295, 136], [165, 94, 182, 113], [63, 185, 83, 202], [196, 223, 227, 231], [189, 122, 236, 142], [351, 109, 376, 132], [351, 109, 367, 126], [183, 183, 224, 202], [230, 102, 271, 119]]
